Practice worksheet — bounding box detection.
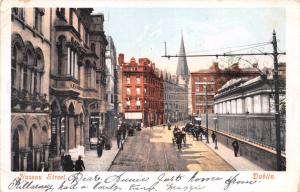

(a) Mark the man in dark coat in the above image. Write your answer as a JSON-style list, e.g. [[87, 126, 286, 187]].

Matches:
[[116, 128, 122, 148], [74, 155, 85, 171], [175, 131, 183, 151], [211, 131, 216, 143], [232, 140, 239, 157], [64, 155, 74, 171]]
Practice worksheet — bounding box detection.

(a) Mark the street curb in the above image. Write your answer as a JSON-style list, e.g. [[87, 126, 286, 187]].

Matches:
[[107, 134, 130, 171]]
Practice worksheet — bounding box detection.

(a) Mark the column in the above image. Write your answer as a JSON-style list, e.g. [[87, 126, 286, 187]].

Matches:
[[31, 72, 34, 94], [37, 73, 41, 93], [80, 122, 84, 146], [70, 50, 73, 76], [35, 146, 41, 170], [56, 117, 61, 156], [68, 116, 75, 149], [67, 47, 70, 75], [20, 67, 23, 90], [65, 116, 69, 152], [73, 51, 76, 77], [31, 147, 36, 171], [75, 53, 78, 79], [91, 69, 93, 88], [21, 151, 28, 171], [84, 113, 90, 150], [11, 152, 15, 171], [93, 70, 95, 88], [43, 144, 50, 164]]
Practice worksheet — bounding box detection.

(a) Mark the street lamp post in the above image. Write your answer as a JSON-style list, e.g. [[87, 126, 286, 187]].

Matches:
[[213, 116, 218, 149], [204, 84, 209, 144]]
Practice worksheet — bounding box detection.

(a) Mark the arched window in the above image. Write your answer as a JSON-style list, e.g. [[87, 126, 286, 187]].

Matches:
[[24, 50, 34, 91], [11, 34, 24, 90], [12, 46, 18, 88], [35, 48, 44, 94], [57, 36, 66, 76], [23, 42, 35, 93]]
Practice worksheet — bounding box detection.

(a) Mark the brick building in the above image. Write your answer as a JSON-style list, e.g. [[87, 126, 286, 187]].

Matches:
[[118, 54, 164, 126], [191, 62, 260, 115]]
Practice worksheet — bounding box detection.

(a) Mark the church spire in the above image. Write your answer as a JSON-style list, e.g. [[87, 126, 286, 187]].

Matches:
[[176, 35, 190, 77]]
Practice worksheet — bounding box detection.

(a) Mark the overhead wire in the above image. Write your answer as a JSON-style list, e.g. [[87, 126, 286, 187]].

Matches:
[[186, 41, 272, 54]]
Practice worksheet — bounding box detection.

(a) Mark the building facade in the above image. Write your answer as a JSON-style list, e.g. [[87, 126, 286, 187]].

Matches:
[[191, 62, 260, 115], [118, 54, 164, 126], [49, 8, 108, 166], [163, 72, 176, 123], [105, 36, 118, 140], [11, 8, 52, 171], [11, 8, 110, 171]]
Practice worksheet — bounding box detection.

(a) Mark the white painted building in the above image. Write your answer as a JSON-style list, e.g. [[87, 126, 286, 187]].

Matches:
[[214, 69, 285, 115]]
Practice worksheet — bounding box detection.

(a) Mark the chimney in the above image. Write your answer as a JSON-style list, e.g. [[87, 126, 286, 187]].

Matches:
[[118, 53, 124, 65]]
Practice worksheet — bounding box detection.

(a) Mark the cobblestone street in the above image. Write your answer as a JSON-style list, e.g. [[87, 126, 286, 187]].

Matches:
[[109, 125, 234, 171]]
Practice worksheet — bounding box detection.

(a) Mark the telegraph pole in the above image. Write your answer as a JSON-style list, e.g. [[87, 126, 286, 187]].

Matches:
[[272, 30, 282, 171]]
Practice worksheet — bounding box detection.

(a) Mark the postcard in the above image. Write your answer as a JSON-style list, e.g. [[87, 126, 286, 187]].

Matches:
[[1, 0, 300, 192]]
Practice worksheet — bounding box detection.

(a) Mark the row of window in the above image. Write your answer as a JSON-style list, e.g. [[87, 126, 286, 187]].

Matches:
[[193, 76, 215, 83], [13, 8, 44, 35], [56, 8, 89, 45], [11, 34, 44, 95], [105, 94, 114, 104], [125, 75, 163, 86], [125, 87, 163, 97], [126, 76, 141, 84], [125, 100, 163, 109], [195, 84, 215, 92]]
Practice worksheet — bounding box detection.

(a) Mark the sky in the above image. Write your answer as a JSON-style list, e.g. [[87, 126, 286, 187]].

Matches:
[[93, 8, 286, 74]]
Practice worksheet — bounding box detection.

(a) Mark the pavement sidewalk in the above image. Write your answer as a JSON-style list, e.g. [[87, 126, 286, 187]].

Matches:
[[200, 136, 266, 171], [83, 138, 122, 171]]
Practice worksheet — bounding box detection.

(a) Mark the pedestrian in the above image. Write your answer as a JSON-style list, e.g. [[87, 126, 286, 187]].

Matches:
[[116, 128, 122, 148], [122, 124, 126, 139], [64, 155, 74, 171], [211, 131, 216, 143], [181, 128, 187, 146], [175, 131, 183, 151], [75, 155, 85, 171], [232, 139, 239, 157], [97, 135, 105, 157]]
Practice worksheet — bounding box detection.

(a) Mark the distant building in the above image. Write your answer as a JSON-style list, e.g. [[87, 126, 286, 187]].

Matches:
[[191, 62, 260, 115], [118, 54, 164, 126], [163, 72, 186, 123], [105, 36, 118, 140]]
